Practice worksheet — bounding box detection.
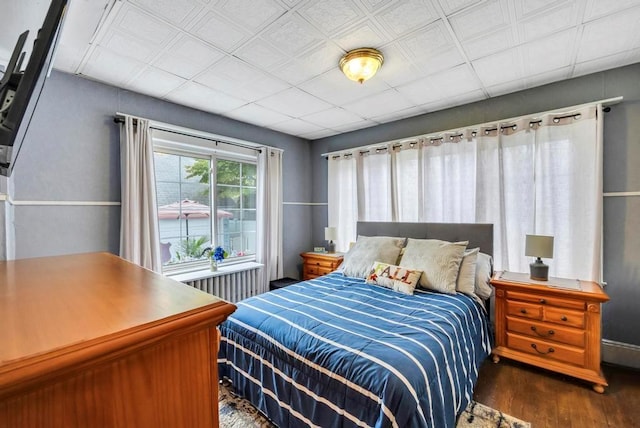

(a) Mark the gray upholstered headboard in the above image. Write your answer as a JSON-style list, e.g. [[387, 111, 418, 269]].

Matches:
[[356, 222, 494, 257]]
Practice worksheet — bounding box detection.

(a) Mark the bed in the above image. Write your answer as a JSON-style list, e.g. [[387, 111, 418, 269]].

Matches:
[[218, 222, 494, 428]]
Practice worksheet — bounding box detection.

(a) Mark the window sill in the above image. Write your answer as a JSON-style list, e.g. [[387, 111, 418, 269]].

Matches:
[[167, 261, 264, 283]]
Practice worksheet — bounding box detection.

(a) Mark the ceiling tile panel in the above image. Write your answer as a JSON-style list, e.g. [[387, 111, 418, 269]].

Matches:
[[521, 29, 576, 77], [299, 0, 364, 35], [191, 10, 250, 51], [370, 105, 425, 123], [461, 27, 514, 60], [576, 7, 640, 63], [342, 89, 414, 118], [261, 14, 324, 56], [127, 66, 187, 98], [256, 87, 334, 117], [375, 0, 439, 37], [333, 21, 390, 51], [210, 73, 290, 103], [81, 47, 146, 86], [525, 66, 572, 89], [235, 39, 289, 71], [420, 88, 485, 113], [217, 0, 286, 31], [449, 0, 511, 41], [331, 119, 379, 133], [129, 0, 202, 25], [514, 0, 570, 19], [573, 48, 640, 78], [374, 43, 423, 87], [301, 107, 365, 128], [101, 30, 158, 63], [153, 35, 224, 79], [584, 0, 640, 21], [296, 41, 346, 76], [195, 57, 266, 92], [395, 74, 447, 105], [115, 4, 179, 46], [299, 69, 388, 106], [426, 64, 481, 98], [472, 48, 523, 87], [439, 0, 484, 16], [399, 21, 454, 59], [226, 103, 292, 126], [165, 82, 247, 113], [269, 60, 320, 86], [518, 1, 579, 42], [358, 0, 396, 13], [300, 129, 341, 139], [268, 118, 325, 135], [485, 79, 526, 98]]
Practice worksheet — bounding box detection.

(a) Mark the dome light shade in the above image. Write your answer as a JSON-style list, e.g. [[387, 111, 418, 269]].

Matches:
[[339, 48, 384, 84]]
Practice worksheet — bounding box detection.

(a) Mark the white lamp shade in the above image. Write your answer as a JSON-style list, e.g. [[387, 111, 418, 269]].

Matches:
[[324, 227, 337, 241], [525, 235, 554, 258]]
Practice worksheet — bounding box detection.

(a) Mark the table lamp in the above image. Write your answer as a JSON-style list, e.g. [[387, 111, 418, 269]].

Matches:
[[525, 234, 554, 281], [325, 227, 337, 253]]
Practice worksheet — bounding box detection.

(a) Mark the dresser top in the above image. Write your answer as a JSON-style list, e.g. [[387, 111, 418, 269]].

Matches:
[[0, 252, 234, 367]]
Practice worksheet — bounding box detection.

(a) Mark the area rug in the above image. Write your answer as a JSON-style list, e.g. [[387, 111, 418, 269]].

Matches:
[[219, 383, 531, 428]]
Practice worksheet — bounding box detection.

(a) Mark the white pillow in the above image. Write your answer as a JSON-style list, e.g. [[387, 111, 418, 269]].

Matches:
[[340, 236, 405, 278], [474, 252, 493, 300], [456, 248, 479, 296], [399, 238, 468, 294]]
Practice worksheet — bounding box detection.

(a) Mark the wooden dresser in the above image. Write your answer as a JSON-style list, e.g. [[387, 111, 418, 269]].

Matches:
[[301, 252, 343, 280], [491, 271, 609, 393], [0, 252, 236, 427]]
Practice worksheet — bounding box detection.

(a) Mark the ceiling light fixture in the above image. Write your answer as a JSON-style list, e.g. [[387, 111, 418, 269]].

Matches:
[[339, 48, 384, 84]]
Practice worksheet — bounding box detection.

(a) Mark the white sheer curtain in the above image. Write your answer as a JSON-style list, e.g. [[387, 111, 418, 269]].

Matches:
[[328, 154, 358, 252], [119, 116, 161, 272], [327, 105, 603, 281], [257, 147, 283, 287]]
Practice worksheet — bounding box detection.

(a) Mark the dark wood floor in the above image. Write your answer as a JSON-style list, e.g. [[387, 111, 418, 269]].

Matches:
[[473, 359, 640, 427]]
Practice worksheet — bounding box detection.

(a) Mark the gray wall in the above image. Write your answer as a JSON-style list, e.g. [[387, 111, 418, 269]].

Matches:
[[5, 70, 312, 279], [311, 63, 640, 347]]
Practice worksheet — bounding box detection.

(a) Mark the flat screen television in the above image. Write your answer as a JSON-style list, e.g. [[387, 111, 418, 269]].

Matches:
[[0, 0, 69, 177]]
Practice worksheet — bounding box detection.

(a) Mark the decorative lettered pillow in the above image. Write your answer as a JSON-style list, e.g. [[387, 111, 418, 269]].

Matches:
[[366, 261, 422, 295]]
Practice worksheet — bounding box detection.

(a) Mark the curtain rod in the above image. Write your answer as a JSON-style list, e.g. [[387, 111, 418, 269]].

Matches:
[[321, 96, 623, 158], [114, 114, 263, 154]]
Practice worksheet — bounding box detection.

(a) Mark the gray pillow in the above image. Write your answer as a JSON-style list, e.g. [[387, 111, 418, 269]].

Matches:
[[340, 235, 405, 278], [474, 252, 493, 300], [399, 238, 468, 294]]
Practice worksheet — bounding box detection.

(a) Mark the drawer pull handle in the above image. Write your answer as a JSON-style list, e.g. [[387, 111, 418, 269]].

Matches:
[[539, 298, 546, 304], [316, 262, 320, 265], [531, 326, 554, 337], [561, 315, 568, 321], [520, 309, 527, 314], [531, 343, 554, 355]]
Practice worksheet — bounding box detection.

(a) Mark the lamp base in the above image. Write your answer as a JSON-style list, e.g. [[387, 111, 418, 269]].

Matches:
[[326, 240, 336, 254], [530, 257, 549, 281]]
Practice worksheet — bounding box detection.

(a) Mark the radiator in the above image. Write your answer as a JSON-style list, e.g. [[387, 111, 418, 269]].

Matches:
[[184, 266, 264, 303]]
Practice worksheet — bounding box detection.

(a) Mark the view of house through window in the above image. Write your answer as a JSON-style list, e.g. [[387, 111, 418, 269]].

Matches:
[[154, 151, 257, 270]]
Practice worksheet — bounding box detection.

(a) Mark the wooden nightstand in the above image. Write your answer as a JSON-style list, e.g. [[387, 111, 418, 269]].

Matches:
[[491, 271, 609, 393], [301, 252, 343, 280]]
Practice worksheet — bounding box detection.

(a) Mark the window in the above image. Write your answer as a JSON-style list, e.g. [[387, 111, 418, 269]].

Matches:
[[154, 150, 257, 272]]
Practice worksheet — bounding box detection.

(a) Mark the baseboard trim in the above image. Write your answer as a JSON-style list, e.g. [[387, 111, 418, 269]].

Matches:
[[602, 339, 640, 369]]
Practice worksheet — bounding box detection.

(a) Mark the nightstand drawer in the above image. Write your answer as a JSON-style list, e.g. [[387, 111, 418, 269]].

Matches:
[[507, 316, 585, 348], [507, 332, 585, 366], [507, 300, 542, 320], [544, 307, 585, 328], [507, 290, 586, 311], [304, 258, 337, 269], [305, 265, 333, 276]]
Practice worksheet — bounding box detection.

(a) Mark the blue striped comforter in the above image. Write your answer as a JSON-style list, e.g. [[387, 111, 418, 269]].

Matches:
[[218, 273, 491, 428]]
